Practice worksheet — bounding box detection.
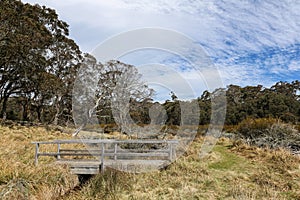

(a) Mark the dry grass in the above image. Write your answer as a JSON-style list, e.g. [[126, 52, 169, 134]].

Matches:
[[66, 137, 300, 200], [0, 125, 78, 199], [0, 125, 299, 199]]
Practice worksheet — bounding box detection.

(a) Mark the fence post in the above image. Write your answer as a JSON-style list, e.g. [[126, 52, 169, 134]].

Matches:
[[114, 143, 118, 160], [100, 142, 105, 173], [169, 142, 173, 161], [173, 142, 177, 160], [57, 143, 61, 160], [34, 143, 39, 166]]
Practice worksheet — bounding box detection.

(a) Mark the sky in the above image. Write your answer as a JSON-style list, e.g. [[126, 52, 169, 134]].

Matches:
[[23, 0, 300, 101]]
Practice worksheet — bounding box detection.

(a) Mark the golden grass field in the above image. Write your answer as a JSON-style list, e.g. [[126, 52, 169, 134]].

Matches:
[[0, 125, 299, 199]]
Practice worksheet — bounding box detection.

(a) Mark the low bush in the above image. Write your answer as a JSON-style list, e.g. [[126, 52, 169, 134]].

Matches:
[[235, 118, 300, 153], [236, 118, 278, 139]]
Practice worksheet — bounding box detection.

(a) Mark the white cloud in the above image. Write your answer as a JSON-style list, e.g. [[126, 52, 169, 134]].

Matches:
[[217, 64, 273, 87], [22, 0, 300, 97], [134, 63, 207, 101], [23, 0, 300, 52], [288, 61, 300, 71]]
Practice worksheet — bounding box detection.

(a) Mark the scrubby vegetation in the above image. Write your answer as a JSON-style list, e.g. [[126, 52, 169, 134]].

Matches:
[[235, 118, 300, 154], [0, 125, 299, 199]]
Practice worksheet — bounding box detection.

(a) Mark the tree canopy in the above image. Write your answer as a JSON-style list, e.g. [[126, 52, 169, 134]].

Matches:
[[1, 1, 299, 129], [73, 55, 155, 134], [0, 0, 82, 123]]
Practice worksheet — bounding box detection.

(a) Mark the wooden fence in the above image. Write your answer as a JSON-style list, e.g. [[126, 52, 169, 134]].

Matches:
[[32, 139, 178, 174]]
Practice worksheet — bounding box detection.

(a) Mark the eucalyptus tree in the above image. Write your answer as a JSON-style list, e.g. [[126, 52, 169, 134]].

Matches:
[[0, 0, 82, 122], [73, 56, 154, 135]]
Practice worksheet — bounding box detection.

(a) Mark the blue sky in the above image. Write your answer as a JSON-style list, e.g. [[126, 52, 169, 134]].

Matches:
[[23, 0, 300, 100]]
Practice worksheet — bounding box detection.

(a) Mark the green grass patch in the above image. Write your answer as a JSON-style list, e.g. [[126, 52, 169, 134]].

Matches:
[[208, 145, 247, 171]]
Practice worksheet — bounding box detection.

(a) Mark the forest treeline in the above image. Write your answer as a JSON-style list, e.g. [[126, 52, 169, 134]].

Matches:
[[1, 0, 300, 127]]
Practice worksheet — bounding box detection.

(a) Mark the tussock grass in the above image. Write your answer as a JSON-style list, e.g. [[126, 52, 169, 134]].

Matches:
[[65, 137, 300, 200], [0, 125, 299, 199], [0, 125, 78, 199]]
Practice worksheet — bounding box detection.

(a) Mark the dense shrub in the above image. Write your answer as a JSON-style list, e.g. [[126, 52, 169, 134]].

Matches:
[[235, 118, 300, 153], [236, 118, 278, 139]]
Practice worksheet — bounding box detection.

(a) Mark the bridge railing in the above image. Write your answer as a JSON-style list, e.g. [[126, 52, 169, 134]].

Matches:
[[32, 139, 179, 168]]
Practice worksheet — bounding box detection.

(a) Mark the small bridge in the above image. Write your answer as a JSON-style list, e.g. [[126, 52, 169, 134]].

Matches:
[[32, 139, 178, 174]]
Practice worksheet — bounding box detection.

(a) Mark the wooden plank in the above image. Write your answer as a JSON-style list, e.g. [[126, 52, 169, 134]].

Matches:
[[113, 149, 169, 153], [38, 152, 59, 156], [39, 150, 170, 157], [56, 159, 170, 174], [114, 143, 117, 160], [110, 140, 178, 144], [56, 159, 168, 167], [103, 152, 169, 157], [34, 143, 39, 166], [32, 139, 179, 145], [59, 149, 108, 153], [49, 152, 170, 157], [104, 159, 169, 173], [100, 143, 105, 173], [58, 153, 100, 156], [105, 159, 168, 166], [169, 143, 173, 160], [60, 149, 95, 152], [56, 160, 101, 166], [57, 143, 61, 160], [59, 149, 170, 154], [70, 168, 99, 175]]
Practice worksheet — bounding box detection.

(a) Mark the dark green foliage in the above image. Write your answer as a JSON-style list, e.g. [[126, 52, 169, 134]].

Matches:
[[0, 0, 82, 124], [164, 100, 181, 125], [225, 81, 300, 125]]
